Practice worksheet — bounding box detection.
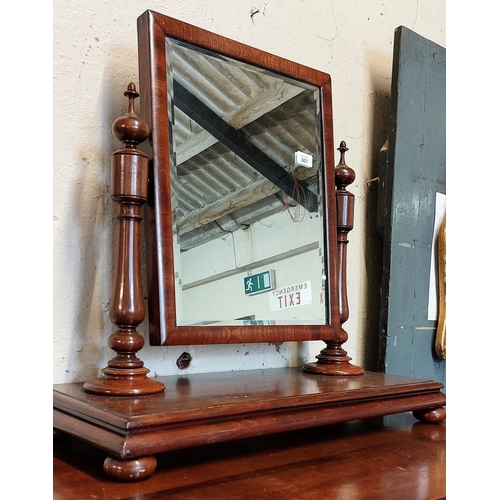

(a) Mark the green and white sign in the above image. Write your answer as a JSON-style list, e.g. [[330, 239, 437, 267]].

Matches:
[[244, 270, 275, 296]]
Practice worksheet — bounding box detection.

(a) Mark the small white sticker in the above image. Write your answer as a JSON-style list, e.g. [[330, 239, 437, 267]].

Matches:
[[294, 151, 313, 168]]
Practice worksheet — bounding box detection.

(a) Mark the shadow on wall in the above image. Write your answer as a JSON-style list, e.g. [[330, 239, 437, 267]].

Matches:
[[69, 77, 120, 382], [358, 50, 392, 371], [69, 144, 112, 381]]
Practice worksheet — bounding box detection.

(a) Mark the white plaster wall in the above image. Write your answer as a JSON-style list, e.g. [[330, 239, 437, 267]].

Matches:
[[53, 0, 445, 383], [179, 209, 325, 324]]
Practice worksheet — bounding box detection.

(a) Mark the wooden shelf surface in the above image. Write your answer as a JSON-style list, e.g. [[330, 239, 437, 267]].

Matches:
[[54, 412, 446, 499]]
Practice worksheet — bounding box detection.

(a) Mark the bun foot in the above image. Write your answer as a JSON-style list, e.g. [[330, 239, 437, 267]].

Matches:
[[103, 454, 157, 481], [413, 407, 446, 423]]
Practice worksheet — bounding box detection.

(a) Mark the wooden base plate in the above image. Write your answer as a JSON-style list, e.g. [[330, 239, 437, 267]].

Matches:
[[53, 367, 445, 481]]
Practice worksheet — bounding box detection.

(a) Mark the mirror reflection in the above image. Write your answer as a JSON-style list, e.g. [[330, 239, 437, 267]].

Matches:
[[166, 38, 327, 326]]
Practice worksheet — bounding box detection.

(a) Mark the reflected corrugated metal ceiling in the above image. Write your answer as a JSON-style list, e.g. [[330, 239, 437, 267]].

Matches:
[[167, 39, 323, 250]]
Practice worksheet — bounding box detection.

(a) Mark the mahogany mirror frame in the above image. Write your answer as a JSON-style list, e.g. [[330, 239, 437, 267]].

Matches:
[[137, 10, 341, 346]]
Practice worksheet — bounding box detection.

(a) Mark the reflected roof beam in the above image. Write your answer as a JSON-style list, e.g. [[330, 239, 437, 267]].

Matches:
[[173, 80, 318, 213]]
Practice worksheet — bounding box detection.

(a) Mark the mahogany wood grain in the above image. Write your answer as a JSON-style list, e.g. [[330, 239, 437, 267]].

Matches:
[[54, 367, 445, 481], [53, 412, 445, 499], [83, 83, 165, 396], [137, 10, 342, 346]]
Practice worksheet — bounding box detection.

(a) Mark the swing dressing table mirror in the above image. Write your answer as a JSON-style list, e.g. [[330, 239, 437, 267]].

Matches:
[[139, 12, 340, 346], [53, 10, 445, 482]]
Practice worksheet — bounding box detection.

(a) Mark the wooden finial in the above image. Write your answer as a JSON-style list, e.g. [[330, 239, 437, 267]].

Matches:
[[335, 141, 355, 190], [112, 82, 150, 148], [338, 140, 348, 156]]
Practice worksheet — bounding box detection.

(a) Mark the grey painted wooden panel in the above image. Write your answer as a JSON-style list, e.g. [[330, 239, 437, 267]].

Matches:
[[378, 26, 446, 391]]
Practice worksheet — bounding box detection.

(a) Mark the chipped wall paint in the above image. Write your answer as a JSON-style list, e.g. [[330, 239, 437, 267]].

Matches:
[[53, 0, 445, 383]]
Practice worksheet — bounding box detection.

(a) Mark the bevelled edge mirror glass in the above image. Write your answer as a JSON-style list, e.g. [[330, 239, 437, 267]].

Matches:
[[137, 10, 340, 346]]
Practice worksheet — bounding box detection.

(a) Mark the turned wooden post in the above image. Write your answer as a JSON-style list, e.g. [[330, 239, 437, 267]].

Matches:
[[303, 141, 364, 376], [84, 83, 165, 396]]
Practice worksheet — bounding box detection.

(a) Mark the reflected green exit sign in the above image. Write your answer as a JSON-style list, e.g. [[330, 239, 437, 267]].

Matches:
[[244, 270, 275, 296]]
